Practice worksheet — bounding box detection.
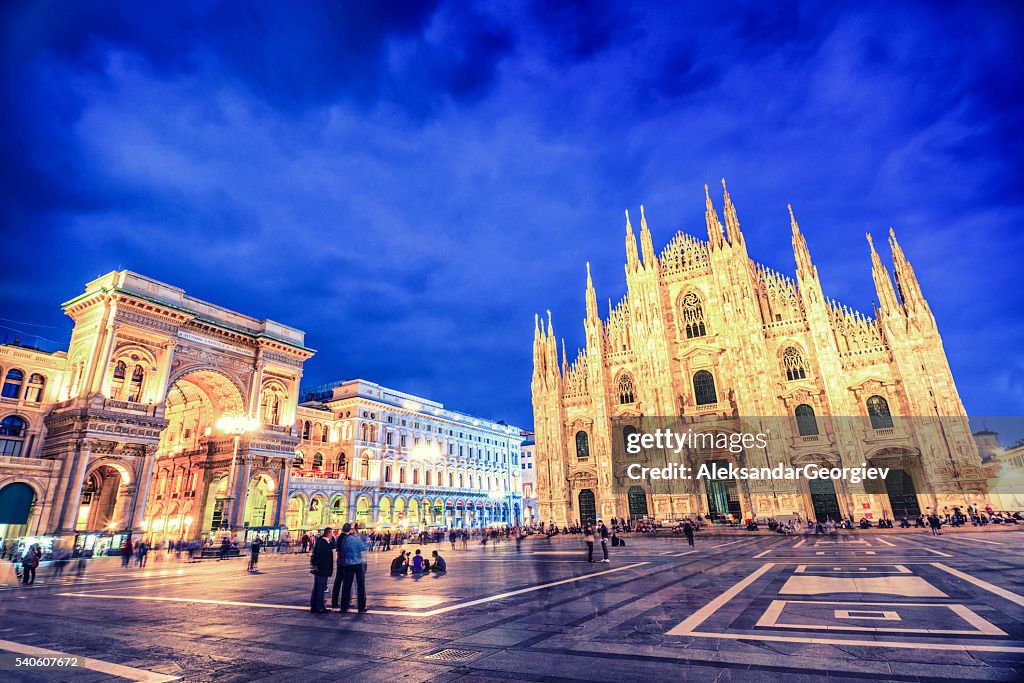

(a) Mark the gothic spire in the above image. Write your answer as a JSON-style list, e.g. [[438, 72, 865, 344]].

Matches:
[[639, 204, 657, 266], [888, 227, 926, 311], [625, 209, 640, 270], [867, 233, 900, 314], [721, 178, 744, 246], [585, 261, 599, 322], [705, 184, 725, 249], [789, 204, 816, 282]]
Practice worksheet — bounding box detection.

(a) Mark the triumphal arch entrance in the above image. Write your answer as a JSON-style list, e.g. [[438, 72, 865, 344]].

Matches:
[[42, 271, 313, 546]]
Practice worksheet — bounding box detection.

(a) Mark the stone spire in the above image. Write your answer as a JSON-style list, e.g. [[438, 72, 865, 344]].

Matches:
[[625, 209, 640, 270], [888, 227, 927, 312], [705, 184, 725, 249], [721, 178, 744, 246], [867, 233, 900, 314], [639, 205, 657, 266], [585, 262, 599, 322], [789, 204, 816, 282]]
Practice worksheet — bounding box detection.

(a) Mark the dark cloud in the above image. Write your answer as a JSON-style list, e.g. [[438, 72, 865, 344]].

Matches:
[[0, 1, 1022, 431]]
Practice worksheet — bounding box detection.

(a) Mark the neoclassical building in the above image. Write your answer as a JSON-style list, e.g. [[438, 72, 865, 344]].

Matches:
[[283, 379, 524, 534], [533, 181, 987, 527], [0, 271, 312, 552]]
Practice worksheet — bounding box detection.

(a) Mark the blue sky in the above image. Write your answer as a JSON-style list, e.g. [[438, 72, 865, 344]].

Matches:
[[1, 1, 1022, 435]]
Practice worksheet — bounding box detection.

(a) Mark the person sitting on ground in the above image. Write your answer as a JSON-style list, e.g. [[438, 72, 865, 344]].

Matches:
[[411, 549, 426, 573], [390, 550, 409, 575], [431, 550, 447, 573]]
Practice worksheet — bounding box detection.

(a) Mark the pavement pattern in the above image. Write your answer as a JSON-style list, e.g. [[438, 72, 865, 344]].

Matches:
[[1, 529, 1023, 682]]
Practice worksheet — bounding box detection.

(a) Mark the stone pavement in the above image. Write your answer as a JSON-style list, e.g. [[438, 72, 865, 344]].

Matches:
[[1, 529, 1023, 682]]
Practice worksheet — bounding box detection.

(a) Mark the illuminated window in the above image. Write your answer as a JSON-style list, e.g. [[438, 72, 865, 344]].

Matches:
[[0, 415, 28, 457], [25, 374, 46, 402], [2, 369, 24, 399]]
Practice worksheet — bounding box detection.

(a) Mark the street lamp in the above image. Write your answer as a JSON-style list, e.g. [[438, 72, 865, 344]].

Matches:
[[215, 413, 261, 534], [410, 443, 441, 529]]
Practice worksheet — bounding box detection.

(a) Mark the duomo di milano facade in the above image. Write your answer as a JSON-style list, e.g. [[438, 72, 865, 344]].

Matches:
[[532, 181, 988, 527], [0, 271, 522, 551]]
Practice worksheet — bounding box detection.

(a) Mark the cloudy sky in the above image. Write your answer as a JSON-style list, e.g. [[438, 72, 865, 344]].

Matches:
[[1, 1, 1022, 434]]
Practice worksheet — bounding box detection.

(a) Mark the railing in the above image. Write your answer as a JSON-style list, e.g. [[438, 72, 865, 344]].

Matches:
[[103, 398, 159, 415], [800, 435, 821, 443], [873, 427, 896, 437]]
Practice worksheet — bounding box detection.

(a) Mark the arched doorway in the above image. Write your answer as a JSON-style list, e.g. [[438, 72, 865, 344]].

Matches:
[[378, 497, 393, 525], [76, 465, 129, 531], [627, 486, 648, 519], [329, 496, 346, 526], [885, 470, 921, 518], [307, 495, 327, 529], [578, 489, 596, 527], [703, 459, 741, 522], [809, 478, 841, 522], [0, 482, 36, 540], [244, 475, 274, 528], [286, 494, 307, 530], [203, 476, 229, 531], [355, 496, 371, 526]]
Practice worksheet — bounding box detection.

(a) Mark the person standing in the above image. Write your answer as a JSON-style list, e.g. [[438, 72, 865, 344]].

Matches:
[[121, 539, 133, 568], [683, 522, 695, 547], [309, 527, 333, 614], [21, 545, 39, 585], [248, 537, 262, 573], [584, 525, 595, 562], [337, 523, 368, 613], [598, 521, 610, 563]]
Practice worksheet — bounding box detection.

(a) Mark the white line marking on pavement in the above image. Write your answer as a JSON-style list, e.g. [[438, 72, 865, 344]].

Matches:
[[792, 539, 805, 548], [753, 549, 773, 558], [875, 537, 896, 547], [671, 551, 696, 557], [679, 630, 1024, 653], [666, 563, 774, 636], [932, 563, 1024, 607], [920, 547, 954, 557], [58, 562, 651, 618], [956, 536, 1004, 546], [710, 540, 745, 549], [0, 638, 177, 682]]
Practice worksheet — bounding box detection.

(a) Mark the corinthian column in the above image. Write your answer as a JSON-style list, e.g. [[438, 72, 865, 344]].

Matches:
[[129, 445, 159, 535]]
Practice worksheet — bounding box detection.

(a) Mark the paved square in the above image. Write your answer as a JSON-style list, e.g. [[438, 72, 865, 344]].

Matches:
[[2, 530, 1024, 681]]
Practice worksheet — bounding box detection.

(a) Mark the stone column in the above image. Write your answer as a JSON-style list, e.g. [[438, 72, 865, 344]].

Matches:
[[54, 439, 94, 535], [129, 445, 159, 534], [232, 451, 253, 530], [111, 483, 135, 531], [273, 462, 290, 528]]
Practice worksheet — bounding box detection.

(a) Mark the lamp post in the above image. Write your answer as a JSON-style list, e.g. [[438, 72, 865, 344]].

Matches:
[[409, 443, 441, 529], [215, 413, 261, 535]]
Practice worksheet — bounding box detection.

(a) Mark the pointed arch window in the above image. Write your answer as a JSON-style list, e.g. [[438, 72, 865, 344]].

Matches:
[[337, 452, 347, 475], [321, 425, 329, 443], [2, 369, 24, 399], [313, 452, 324, 470], [617, 374, 636, 405], [693, 370, 717, 406], [302, 421, 311, 440], [867, 395, 893, 430], [783, 347, 807, 381], [681, 293, 707, 339], [293, 450, 304, 469], [575, 431, 590, 460], [794, 404, 818, 436], [25, 374, 46, 402]]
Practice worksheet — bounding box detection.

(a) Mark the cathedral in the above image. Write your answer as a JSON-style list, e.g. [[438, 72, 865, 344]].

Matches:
[[532, 181, 988, 528]]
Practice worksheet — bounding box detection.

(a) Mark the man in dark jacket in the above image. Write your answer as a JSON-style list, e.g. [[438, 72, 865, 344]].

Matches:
[[309, 527, 333, 613]]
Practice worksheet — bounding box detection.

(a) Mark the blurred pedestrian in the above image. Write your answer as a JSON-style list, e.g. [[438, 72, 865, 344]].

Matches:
[[584, 525, 595, 563]]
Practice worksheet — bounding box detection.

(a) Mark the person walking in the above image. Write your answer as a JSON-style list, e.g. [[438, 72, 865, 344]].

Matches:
[[336, 523, 368, 613], [584, 525, 595, 562], [928, 513, 942, 536], [120, 539, 133, 568], [598, 521, 610, 563], [248, 537, 262, 573], [309, 527, 333, 614], [683, 521, 695, 547], [21, 545, 39, 585]]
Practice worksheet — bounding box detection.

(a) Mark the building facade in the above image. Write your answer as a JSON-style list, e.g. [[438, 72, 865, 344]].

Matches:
[[532, 182, 987, 528], [520, 432, 537, 525], [284, 379, 524, 533], [0, 271, 313, 553]]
